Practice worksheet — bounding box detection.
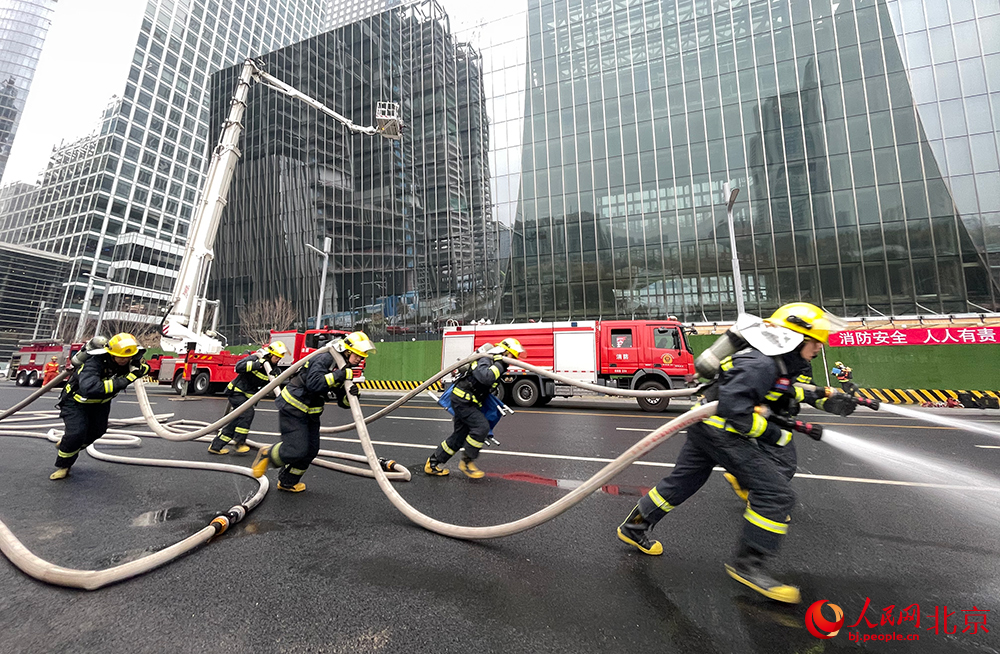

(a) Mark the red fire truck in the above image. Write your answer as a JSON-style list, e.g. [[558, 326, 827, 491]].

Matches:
[[6, 340, 85, 387], [441, 320, 697, 412], [148, 328, 351, 395]]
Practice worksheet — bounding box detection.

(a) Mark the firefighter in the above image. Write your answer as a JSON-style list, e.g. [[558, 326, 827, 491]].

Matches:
[[616, 303, 859, 604], [207, 340, 289, 455], [831, 361, 858, 396], [424, 337, 525, 479], [49, 333, 150, 480], [251, 331, 374, 492], [42, 356, 61, 387]]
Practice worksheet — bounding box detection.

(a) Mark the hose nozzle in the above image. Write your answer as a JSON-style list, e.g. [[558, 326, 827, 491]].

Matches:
[[855, 396, 880, 411]]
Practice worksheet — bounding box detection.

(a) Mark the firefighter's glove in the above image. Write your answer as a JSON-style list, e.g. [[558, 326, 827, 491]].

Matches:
[[331, 368, 355, 385], [348, 383, 360, 397], [820, 393, 856, 417], [126, 361, 151, 382], [792, 420, 823, 441]]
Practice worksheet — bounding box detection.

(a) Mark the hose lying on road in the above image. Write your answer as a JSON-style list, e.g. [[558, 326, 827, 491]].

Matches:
[[0, 411, 268, 590], [0, 370, 69, 422], [330, 345, 719, 539]]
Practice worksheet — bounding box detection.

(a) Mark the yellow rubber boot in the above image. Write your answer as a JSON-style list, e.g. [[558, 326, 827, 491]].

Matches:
[[616, 504, 663, 555], [49, 468, 69, 481], [424, 458, 449, 476], [459, 459, 485, 479], [277, 482, 306, 493], [251, 446, 271, 478], [724, 472, 749, 502]]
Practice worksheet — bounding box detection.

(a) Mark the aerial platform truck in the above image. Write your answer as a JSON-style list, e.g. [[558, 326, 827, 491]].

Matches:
[[147, 58, 401, 394]]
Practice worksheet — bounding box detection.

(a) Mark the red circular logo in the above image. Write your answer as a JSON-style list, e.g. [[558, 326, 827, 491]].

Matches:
[[805, 600, 844, 639]]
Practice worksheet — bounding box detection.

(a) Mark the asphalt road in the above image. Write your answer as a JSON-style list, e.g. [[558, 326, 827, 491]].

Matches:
[[0, 383, 998, 654]]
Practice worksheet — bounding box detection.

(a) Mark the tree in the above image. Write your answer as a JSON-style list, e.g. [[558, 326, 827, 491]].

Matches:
[[238, 296, 297, 345]]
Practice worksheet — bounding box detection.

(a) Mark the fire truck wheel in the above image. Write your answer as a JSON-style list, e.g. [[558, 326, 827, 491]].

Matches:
[[636, 379, 670, 413], [491, 384, 507, 404], [171, 372, 185, 395], [15, 371, 28, 386], [192, 371, 212, 395], [28, 371, 40, 387], [511, 379, 540, 408]]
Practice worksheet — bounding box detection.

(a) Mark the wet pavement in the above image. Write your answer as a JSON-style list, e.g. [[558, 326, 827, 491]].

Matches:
[[0, 383, 998, 653]]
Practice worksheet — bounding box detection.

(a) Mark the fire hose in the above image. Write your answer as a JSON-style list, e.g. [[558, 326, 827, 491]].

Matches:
[[0, 411, 268, 589]]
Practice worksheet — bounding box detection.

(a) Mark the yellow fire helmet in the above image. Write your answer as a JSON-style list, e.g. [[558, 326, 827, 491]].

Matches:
[[335, 331, 376, 358], [265, 340, 289, 359], [490, 337, 525, 359], [767, 303, 847, 345], [105, 332, 140, 358]]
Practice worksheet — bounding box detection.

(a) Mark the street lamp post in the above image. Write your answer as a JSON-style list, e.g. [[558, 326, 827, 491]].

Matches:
[[723, 181, 744, 316], [305, 237, 332, 329]]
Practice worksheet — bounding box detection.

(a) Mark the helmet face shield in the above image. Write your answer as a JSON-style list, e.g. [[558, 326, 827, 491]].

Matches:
[[339, 331, 376, 358], [767, 303, 846, 345], [265, 340, 288, 359]]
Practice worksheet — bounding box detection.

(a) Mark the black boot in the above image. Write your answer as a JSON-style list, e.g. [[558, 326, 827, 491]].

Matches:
[[617, 504, 663, 555], [725, 544, 800, 604]]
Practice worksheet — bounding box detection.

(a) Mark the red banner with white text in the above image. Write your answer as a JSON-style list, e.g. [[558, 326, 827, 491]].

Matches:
[[829, 327, 999, 347]]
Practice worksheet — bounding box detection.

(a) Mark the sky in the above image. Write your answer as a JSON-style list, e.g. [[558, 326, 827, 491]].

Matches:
[[1, 0, 146, 186]]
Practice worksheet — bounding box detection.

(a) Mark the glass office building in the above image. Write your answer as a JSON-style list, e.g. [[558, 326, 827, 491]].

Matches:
[[209, 0, 498, 337], [502, 0, 1000, 322], [0, 0, 56, 183], [0, 0, 322, 338]]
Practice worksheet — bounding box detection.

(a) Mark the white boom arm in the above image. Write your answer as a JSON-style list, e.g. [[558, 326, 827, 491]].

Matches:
[[161, 59, 401, 354]]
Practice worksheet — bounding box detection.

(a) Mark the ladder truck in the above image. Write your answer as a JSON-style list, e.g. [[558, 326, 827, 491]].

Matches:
[[149, 58, 402, 394]]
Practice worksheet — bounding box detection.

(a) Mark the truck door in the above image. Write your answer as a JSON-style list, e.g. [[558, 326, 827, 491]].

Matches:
[[643, 325, 692, 377], [606, 326, 639, 374]]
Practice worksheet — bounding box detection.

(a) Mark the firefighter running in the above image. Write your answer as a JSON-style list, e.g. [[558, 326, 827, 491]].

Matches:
[[831, 361, 858, 396], [424, 337, 525, 479], [48, 333, 151, 480], [251, 331, 374, 492], [616, 303, 860, 604], [207, 340, 288, 455]]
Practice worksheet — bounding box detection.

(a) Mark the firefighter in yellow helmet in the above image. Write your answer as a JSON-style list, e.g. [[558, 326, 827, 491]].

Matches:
[[252, 331, 374, 492], [425, 337, 525, 479], [616, 303, 859, 604], [208, 340, 289, 455], [49, 333, 149, 480]]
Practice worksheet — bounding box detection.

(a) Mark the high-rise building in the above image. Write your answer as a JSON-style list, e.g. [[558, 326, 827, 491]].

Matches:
[[321, 0, 406, 31], [0, 0, 57, 183], [209, 0, 496, 337], [0, 241, 68, 361], [501, 0, 1000, 321], [0, 0, 322, 339]]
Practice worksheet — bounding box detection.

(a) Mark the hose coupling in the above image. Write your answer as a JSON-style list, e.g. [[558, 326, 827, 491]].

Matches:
[[210, 515, 230, 535], [855, 396, 880, 411], [227, 505, 247, 523], [378, 457, 396, 472]]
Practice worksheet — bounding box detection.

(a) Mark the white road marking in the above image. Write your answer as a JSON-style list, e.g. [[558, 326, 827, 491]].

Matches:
[[385, 415, 450, 422], [975, 445, 1000, 449]]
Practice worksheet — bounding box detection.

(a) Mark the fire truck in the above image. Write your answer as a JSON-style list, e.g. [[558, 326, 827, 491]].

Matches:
[[6, 340, 85, 387], [143, 59, 400, 394], [441, 320, 697, 412], [147, 327, 353, 395]]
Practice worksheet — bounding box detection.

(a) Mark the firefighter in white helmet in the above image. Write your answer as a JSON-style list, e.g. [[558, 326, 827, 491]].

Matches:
[[425, 337, 525, 479], [208, 340, 289, 455], [49, 333, 150, 480], [252, 331, 374, 492]]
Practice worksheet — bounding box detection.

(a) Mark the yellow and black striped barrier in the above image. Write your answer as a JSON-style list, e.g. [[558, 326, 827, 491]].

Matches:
[[358, 380, 444, 392], [857, 388, 1000, 405]]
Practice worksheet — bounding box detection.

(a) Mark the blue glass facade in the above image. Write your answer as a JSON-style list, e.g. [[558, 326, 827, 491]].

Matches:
[[502, 0, 999, 322]]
